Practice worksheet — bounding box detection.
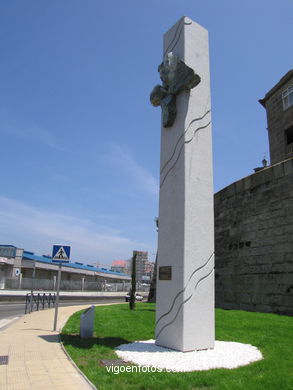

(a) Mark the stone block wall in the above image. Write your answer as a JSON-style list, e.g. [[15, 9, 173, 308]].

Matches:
[[214, 157, 293, 315]]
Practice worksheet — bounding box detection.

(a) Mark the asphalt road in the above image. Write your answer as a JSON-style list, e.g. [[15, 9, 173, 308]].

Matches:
[[0, 297, 125, 322]]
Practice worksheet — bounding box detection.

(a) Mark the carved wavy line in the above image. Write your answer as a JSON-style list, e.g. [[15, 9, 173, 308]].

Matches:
[[168, 21, 192, 54], [160, 110, 211, 175], [164, 20, 182, 58], [160, 121, 211, 188], [156, 252, 214, 326], [164, 20, 192, 58], [156, 268, 214, 339]]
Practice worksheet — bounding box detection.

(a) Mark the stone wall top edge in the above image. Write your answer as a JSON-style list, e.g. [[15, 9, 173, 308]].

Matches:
[[259, 69, 293, 106], [215, 157, 293, 200]]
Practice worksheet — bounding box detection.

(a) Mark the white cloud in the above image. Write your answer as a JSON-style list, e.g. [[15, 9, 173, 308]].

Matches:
[[0, 109, 62, 151], [105, 144, 159, 197], [23, 124, 63, 150], [0, 196, 150, 264]]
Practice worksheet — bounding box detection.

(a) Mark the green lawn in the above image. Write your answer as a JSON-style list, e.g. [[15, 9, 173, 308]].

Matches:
[[61, 303, 293, 390]]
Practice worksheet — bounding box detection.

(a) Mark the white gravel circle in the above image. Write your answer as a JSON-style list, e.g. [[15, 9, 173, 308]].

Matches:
[[116, 340, 263, 372]]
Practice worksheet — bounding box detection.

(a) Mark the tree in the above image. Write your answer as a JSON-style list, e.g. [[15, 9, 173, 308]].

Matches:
[[148, 217, 158, 303], [148, 251, 157, 303], [129, 251, 137, 310]]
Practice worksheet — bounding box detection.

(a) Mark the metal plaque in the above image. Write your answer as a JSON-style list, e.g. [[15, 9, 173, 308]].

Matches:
[[0, 356, 9, 365], [159, 266, 172, 280]]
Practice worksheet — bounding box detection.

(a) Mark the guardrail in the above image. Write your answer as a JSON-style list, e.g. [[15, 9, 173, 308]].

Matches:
[[25, 293, 56, 314]]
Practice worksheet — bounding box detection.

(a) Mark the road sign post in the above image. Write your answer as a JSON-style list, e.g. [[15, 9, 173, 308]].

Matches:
[[53, 262, 62, 331], [29, 260, 36, 314], [52, 245, 71, 332]]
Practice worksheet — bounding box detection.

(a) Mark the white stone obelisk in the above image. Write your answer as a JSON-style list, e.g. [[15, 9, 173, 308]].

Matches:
[[156, 17, 214, 351]]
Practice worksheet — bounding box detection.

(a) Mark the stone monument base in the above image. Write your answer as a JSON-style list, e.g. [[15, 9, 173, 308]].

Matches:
[[116, 340, 263, 372]]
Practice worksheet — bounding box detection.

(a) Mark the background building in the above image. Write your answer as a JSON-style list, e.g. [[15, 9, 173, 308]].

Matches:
[[259, 70, 293, 165], [0, 245, 131, 291], [215, 70, 293, 316], [111, 251, 155, 284], [111, 260, 130, 274], [133, 251, 148, 283]]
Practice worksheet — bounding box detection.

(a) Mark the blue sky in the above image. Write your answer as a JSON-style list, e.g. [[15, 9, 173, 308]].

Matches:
[[0, 1, 292, 264]]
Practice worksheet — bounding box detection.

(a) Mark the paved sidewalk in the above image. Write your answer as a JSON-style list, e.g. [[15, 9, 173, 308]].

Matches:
[[0, 304, 98, 390]]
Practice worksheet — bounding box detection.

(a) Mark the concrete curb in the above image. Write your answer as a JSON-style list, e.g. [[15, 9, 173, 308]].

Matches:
[[0, 316, 20, 331], [57, 302, 127, 390], [59, 336, 98, 390], [57, 301, 98, 389]]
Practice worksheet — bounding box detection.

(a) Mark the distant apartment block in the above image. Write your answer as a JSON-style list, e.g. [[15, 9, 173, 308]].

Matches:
[[111, 251, 155, 283], [111, 260, 130, 274]]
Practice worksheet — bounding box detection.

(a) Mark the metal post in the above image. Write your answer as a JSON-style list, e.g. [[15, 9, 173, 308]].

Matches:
[[37, 293, 40, 311], [18, 273, 22, 289], [29, 261, 36, 314], [53, 263, 62, 331], [25, 293, 29, 314]]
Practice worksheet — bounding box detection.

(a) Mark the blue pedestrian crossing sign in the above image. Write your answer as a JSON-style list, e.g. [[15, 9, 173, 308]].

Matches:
[[52, 245, 71, 263]]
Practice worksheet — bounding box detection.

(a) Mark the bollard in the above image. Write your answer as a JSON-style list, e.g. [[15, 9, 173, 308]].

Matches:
[[80, 305, 95, 338]]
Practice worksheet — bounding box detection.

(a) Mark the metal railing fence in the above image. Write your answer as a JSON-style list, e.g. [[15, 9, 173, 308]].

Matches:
[[24, 293, 56, 314], [4, 277, 150, 293]]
